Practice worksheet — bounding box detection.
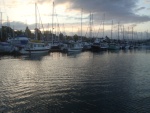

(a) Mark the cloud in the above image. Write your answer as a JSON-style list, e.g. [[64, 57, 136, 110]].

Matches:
[[135, 7, 146, 11], [145, 0, 150, 3], [2, 0, 150, 34], [53, 0, 150, 24], [4, 0, 150, 25], [3, 21, 27, 30]]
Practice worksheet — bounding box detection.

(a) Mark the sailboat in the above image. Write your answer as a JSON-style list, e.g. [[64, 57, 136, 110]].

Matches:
[[91, 14, 108, 51], [18, 3, 49, 54], [108, 21, 120, 50], [68, 9, 84, 52], [49, 2, 62, 52], [67, 40, 83, 52]]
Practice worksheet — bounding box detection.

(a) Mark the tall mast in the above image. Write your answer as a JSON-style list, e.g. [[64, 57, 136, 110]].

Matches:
[[7, 16, 9, 38], [89, 13, 91, 38], [92, 13, 93, 38], [111, 20, 113, 40], [72, 26, 73, 39], [52, 2, 54, 45], [103, 14, 105, 38], [123, 25, 124, 40], [141, 32, 143, 41], [127, 27, 129, 41], [89, 13, 93, 38], [1, 12, 2, 39], [13, 24, 14, 38], [63, 23, 66, 41], [35, 3, 37, 40], [81, 8, 83, 42], [132, 26, 133, 42], [7, 16, 9, 27], [147, 30, 148, 40], [25, 19, 28, 37], [118, 22, 119, 40]]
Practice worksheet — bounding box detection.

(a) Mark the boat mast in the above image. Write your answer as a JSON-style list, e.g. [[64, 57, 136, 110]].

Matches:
[[146, 30, 148, 40], [118, 22, 119, 41], [1, 12, 2, 40], [13, 24, 14, 38], [35, 3, 38, 40], [72, 26, 73, 39], [89, 13, 91, 38], [7, 16, 8, 38], [92, 14, 93, 38], [127, 27, 129, 41], [92, 13, 93, 39], [63, 23, 66, 41], [132, 26, 133, 42], [123, 25, 124, 40], [52, 2, 54, 45], [81, 8, 83, 42], [111, 20, 113, 40], [103, 14, 105, 38], [141, 32, 143, 41]]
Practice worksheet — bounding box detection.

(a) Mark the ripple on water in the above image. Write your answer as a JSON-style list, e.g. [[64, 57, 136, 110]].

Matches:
[[0, 51, 150, 113]]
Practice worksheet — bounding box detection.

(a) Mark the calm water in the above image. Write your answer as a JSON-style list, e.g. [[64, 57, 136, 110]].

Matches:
[[0, 50, 150, 113]]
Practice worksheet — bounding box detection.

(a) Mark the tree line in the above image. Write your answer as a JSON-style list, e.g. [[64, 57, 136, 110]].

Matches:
[[0, 26, 91, 42]]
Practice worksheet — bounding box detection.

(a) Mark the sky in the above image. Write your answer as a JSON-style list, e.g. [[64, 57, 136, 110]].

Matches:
[[0, 0, 150, 38]]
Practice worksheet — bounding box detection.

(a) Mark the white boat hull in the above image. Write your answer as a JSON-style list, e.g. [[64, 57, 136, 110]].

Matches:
[[0, 42, 15, 54], [20, 49, 49, 54], [68, 48, 82, 52], [18, 42, 50, 54]]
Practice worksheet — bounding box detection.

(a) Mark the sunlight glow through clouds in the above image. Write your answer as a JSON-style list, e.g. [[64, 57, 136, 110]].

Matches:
[[0, 0, 150, 35]]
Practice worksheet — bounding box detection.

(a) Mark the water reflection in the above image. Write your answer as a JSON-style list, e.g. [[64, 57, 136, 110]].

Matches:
[[0, 51, 150, 113], [67, 51, 82, 58]]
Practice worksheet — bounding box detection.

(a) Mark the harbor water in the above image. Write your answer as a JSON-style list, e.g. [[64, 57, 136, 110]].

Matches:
[[0, 50, 150, 113]]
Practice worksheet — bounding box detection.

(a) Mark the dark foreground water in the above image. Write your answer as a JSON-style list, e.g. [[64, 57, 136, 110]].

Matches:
[[0, 50, 150, 113]]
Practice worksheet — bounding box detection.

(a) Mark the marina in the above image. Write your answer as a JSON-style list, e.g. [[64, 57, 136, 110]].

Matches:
[[0, 0, 150, 113]]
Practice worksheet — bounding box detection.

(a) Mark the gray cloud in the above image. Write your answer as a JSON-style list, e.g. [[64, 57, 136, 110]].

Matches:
[[145, 0, 150, 3], [3, 21, 26, 30], [3, 21, 35, 31], [135, 7, 145, 11], [53, 0, 150, 24], [8, 0, 150, 26]]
